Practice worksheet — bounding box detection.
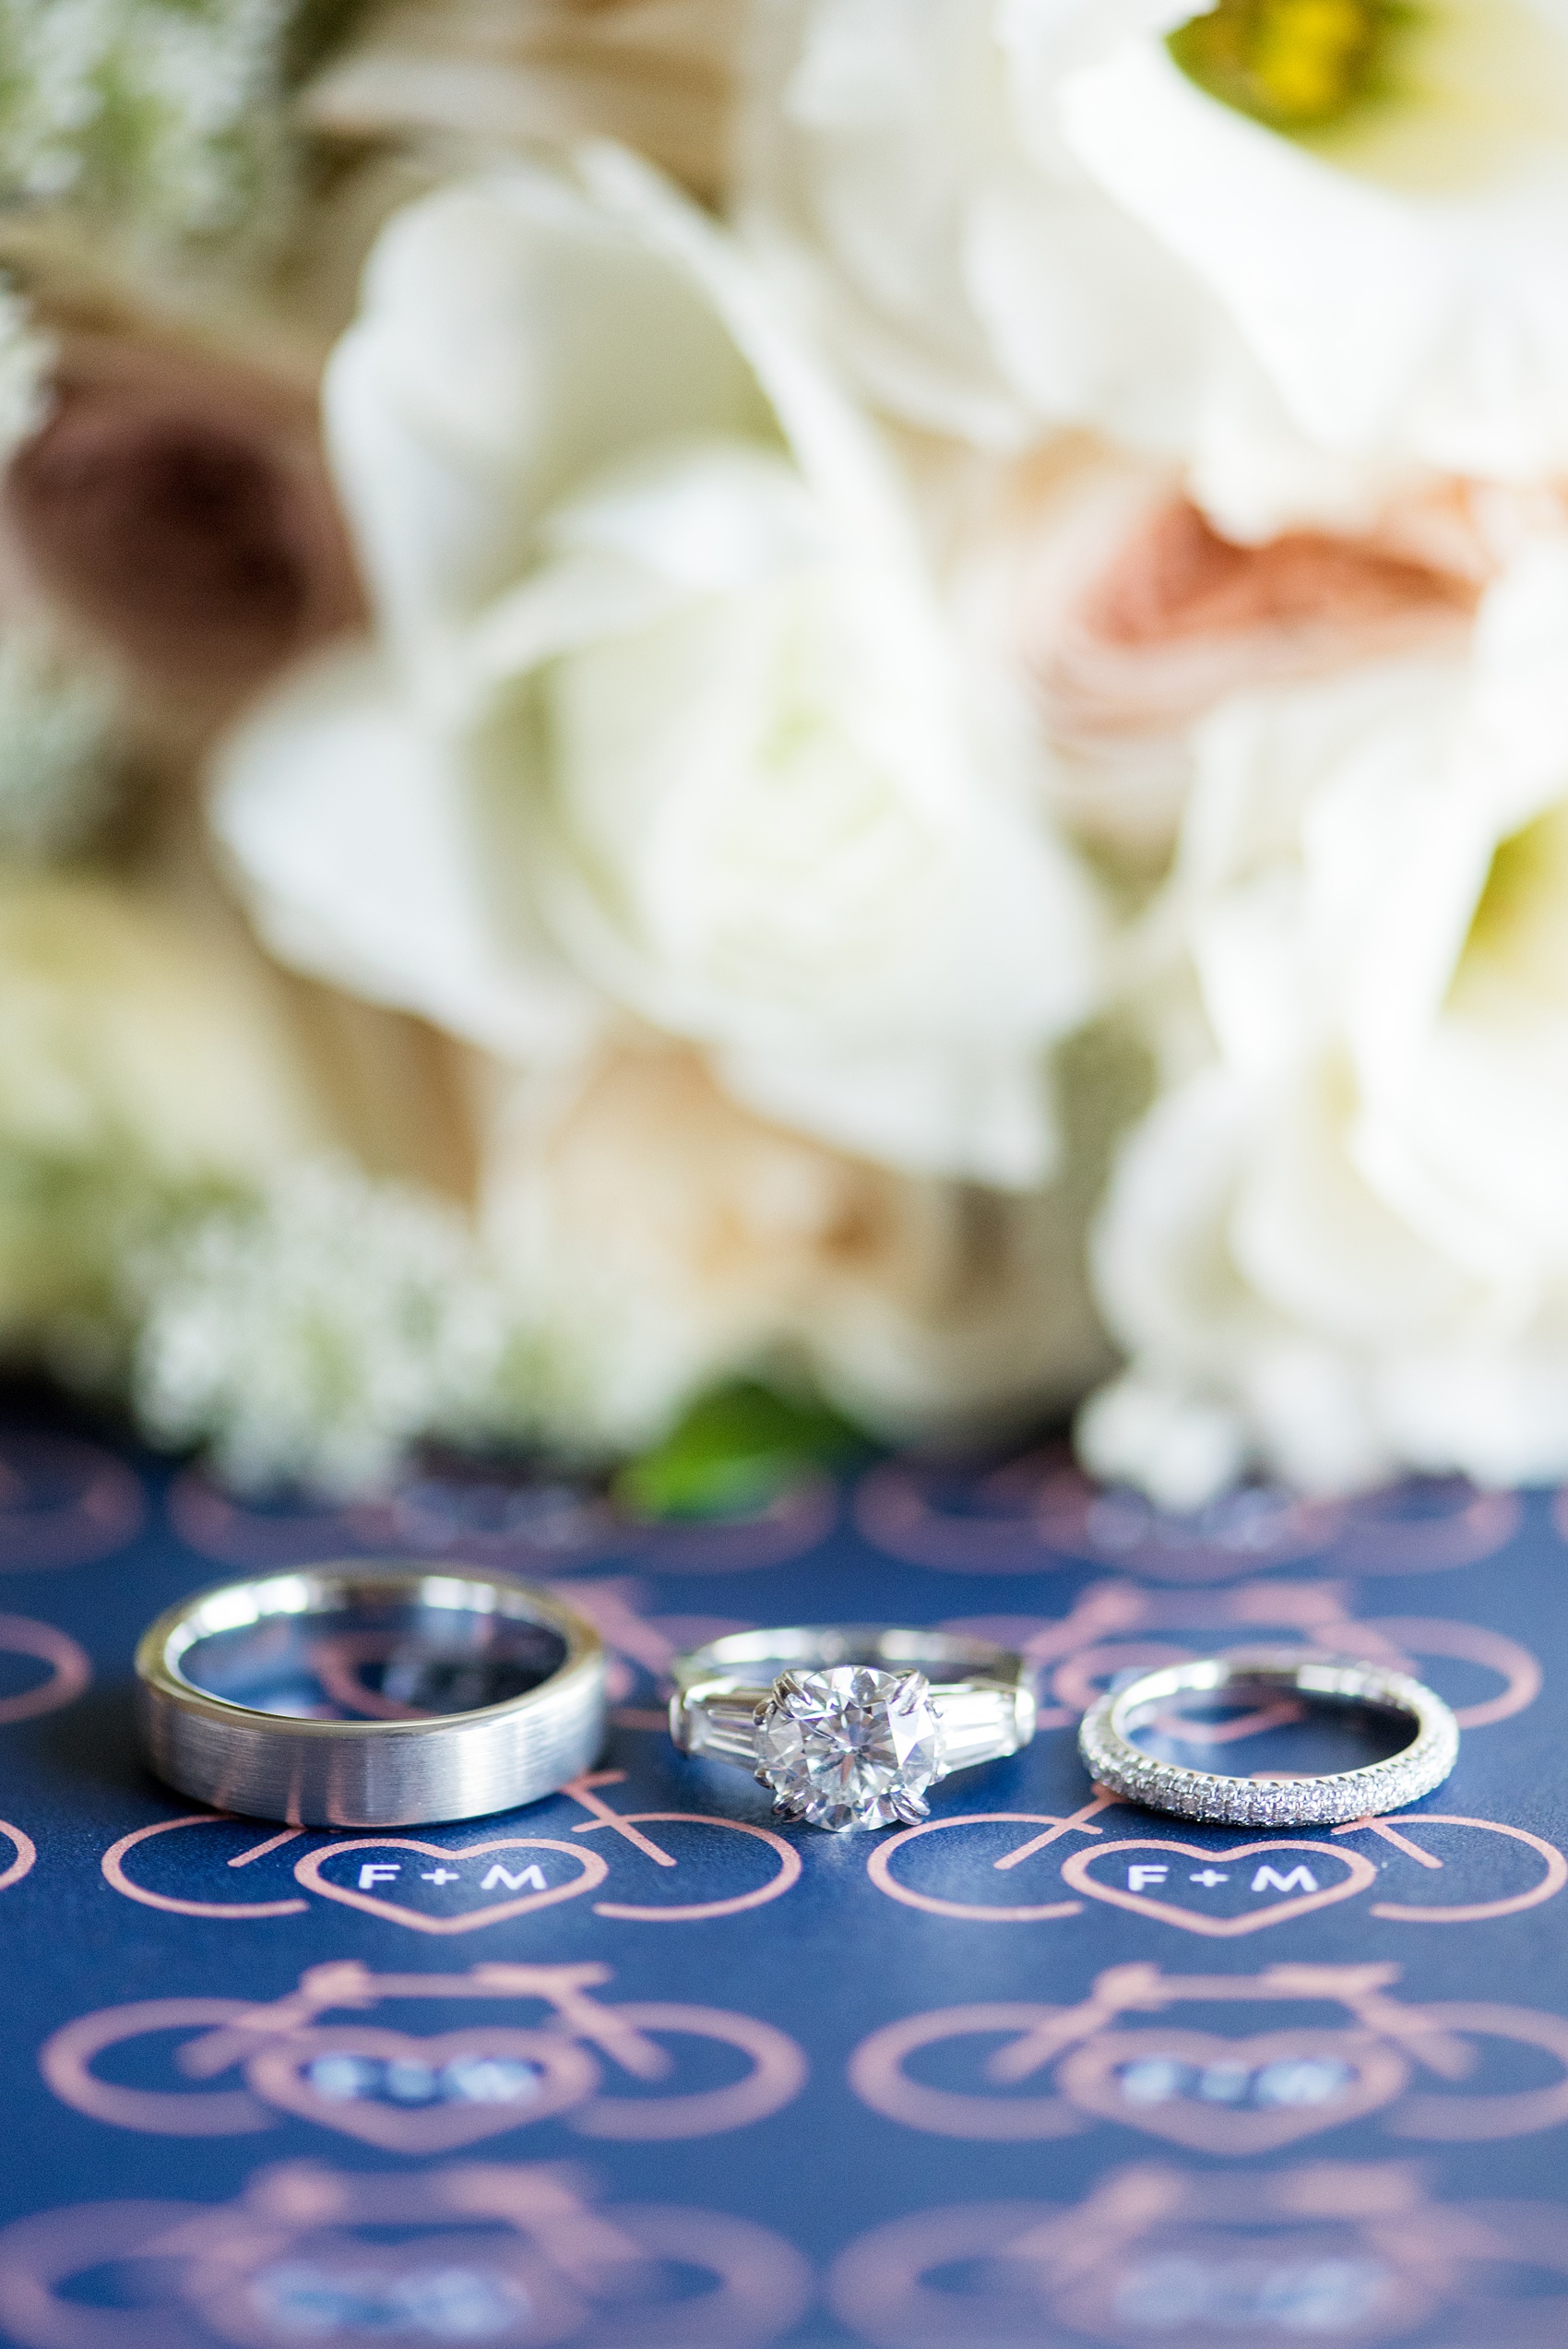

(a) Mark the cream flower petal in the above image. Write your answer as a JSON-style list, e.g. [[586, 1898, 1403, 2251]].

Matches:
[[740, 0, 1218, 451], [1085, 531, 1568, 1497], [715, 1037, 1055, 1190], [212, 645, 603, 1067], [1379, 1340, 1568, 1485], [218, 152, 1104, 1190], [479, 1042, 1110, 1450], [325, 161, 778, 650], [497, 441, 1101, 1184]]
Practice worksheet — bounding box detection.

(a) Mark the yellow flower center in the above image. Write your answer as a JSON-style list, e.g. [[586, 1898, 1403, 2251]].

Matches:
[[1455, 802, 1568, 1010], [1168, 0, 1408, 132]]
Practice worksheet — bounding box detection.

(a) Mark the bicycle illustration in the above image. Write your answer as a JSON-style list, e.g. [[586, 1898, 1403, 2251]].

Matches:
[[101, 1771, 802, 1928], [0, 2157, 813, 2348], [868, 1798, 1568, 1930], [829, 2160, 1568, 2348], [848, 1961, 1568, 2149], [41, 1959, 809, 2146], [939, 1580, 1541, 1734], [170, 1451, 833, 1576], [854, 1446, 1519, 1581], [0, 1611, 90, 1723], [0, 1431, 145, 1568]]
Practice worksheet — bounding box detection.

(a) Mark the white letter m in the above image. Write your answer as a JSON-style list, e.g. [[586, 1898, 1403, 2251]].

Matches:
[[1251, 1865, 1319, 1894], [481, 1861, 549, 1893]]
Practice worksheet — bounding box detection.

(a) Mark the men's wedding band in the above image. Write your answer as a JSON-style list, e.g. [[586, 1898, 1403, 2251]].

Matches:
[[670, 1625, 1036, 1831], [136, 1566, 606, 1828], [1078, 1649, 1459, 1828]]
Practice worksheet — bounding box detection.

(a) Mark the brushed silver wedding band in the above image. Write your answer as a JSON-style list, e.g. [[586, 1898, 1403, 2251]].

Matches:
[[1078, 1649, 1460, 1828], [136, 1566, 606, 1828]]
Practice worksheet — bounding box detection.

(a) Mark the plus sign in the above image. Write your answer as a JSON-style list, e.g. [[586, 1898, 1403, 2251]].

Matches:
[[1189, 1868, 1229, 1888], [421, 1868, 461, 1886]]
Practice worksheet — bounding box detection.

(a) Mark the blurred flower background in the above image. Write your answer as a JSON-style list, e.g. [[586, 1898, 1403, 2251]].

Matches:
[[6, 0, 1568, 1512]]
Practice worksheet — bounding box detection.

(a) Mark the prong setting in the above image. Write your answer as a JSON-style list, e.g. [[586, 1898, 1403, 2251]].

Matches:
[[754, 1664, 944, 1832]]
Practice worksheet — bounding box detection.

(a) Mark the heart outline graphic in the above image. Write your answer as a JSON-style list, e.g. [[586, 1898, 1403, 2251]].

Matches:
[[294, 1836, 607, 1933], [246, 2024, 599, 2151], [1061, 1837, 1375, 1936], [1060, 2027, 1408, 2154]]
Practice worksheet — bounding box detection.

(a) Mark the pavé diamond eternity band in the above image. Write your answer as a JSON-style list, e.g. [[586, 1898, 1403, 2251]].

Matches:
[[1077, 1650, 1460, 1828], [669, 1626, 1036, 1831]]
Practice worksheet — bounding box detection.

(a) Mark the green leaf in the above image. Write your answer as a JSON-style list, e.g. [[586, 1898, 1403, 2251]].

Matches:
[[614, 1379, 869, 1520]]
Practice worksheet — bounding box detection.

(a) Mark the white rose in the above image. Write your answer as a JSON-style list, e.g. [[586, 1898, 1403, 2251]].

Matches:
[[739, 0, 1217, 454], [1062, 0, 1568, 503], [213, 145, 1101, 1186], [1082, 536, 1568, 1503], [739, 0, 1431, 539], [476, 1039, 1113, 1449]]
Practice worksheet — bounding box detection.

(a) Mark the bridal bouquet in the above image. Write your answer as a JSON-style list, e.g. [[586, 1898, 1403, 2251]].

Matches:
[[5, 0, 1568, 1512]]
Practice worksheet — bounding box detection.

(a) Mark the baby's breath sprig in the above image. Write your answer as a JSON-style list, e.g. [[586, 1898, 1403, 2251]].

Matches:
[[0, 0, 362, 266], [0, 626, 121, 864], [129, 1157, 538, 1496]]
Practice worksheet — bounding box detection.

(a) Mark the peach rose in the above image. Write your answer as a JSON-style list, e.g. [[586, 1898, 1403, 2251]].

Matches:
[[953, 447, 1491, 858], [477, 1039, 1112, 1450]]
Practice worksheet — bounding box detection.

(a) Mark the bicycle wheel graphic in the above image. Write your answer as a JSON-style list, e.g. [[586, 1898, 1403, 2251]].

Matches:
[[0, 2192, 814, 2349], [848, 2004, 1085, 2141], [569, 2005, 809, 2140]]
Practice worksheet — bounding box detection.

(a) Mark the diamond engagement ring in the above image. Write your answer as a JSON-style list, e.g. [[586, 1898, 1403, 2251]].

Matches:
[[669, 1627, 1036, 1831], [1078, 1650, 1460, 1828]]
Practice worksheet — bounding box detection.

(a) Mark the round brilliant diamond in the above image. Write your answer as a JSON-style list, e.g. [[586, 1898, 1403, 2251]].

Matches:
[[754, 1664, 944, 1831]]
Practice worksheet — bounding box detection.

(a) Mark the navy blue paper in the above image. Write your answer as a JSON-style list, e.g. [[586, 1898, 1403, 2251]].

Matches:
[[0, 1382, 1564, 2346]]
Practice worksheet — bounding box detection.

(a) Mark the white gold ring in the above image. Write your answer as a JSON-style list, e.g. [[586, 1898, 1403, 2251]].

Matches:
[[669, 1625, 1036, 1831], [1078, 1649, 1460, 1828], [136, 1566, 606, 1828]]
